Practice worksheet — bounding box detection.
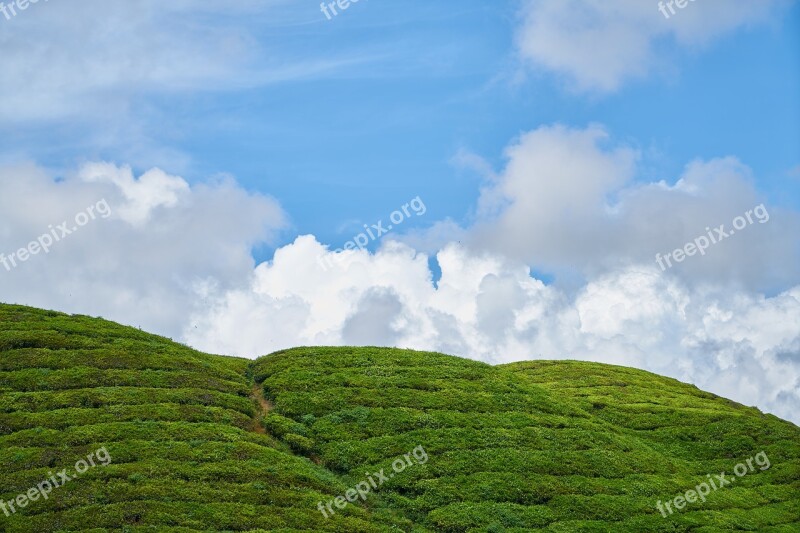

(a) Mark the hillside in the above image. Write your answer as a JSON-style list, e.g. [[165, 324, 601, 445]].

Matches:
[[0, 304, 798, 532]]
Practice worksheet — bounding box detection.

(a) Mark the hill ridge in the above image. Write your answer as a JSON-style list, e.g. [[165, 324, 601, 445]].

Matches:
[[1, 303, 798, 531]]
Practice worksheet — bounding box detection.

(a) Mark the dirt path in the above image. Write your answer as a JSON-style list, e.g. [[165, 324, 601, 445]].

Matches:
[[250, 381, 322, 465], [250, 383, 273, 434]]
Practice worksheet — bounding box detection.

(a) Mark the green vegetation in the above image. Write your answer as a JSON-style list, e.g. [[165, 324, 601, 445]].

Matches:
[[1, 303, 798, 531]]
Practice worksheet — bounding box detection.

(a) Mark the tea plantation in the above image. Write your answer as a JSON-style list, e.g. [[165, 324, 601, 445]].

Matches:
[[1, 303, 798, 531]]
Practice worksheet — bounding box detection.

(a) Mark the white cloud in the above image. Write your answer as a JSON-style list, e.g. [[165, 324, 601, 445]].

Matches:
[[0, 0, 372, 170], [0, 1, 250, 122], [0, 162, 286, 336], [0, 0, 347, 123], [79, 163, 190, 225], [468, 124, 800, 291], [516, 0, 788, 92]]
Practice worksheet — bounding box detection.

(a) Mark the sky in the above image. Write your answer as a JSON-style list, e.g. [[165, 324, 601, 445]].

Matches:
[[1, 0, 799, 423]]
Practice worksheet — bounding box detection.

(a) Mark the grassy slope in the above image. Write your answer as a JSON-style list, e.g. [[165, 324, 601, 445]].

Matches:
[[0, 304, 798, 531], [0, 305, 404, 532], [254, 348, 800, 532]]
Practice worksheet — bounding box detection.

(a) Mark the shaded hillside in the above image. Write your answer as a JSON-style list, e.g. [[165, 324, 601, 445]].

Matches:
[[1, 304, 798, 531]]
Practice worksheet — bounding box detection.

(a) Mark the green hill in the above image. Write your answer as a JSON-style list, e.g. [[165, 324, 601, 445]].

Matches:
[[0, 304, 798, 532]]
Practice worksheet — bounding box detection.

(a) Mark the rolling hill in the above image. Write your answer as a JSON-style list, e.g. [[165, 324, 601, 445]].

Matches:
[[0, 303, 798, 531]]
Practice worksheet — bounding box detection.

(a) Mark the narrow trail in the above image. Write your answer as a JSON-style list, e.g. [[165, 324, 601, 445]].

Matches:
[[249, 380, 322, 466], [250, 383, 273, 434]]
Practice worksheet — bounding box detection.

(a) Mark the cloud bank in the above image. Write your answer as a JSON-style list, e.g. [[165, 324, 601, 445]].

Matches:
[[186, 237, 800, 424]]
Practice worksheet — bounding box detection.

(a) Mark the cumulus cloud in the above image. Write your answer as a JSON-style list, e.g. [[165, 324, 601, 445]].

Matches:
[[0, 162, 286, 336], [516, 0, 788, 92], [468, 124, 800, 291], [79, 163, 190, 225]]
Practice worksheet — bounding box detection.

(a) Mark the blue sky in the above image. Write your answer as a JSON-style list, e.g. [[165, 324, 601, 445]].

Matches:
[[1, 0, 800, 423], [6, 1, 799, 253]]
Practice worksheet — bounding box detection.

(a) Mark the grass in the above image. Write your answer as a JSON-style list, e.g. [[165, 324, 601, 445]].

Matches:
[[1, 303, 798, 531]]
